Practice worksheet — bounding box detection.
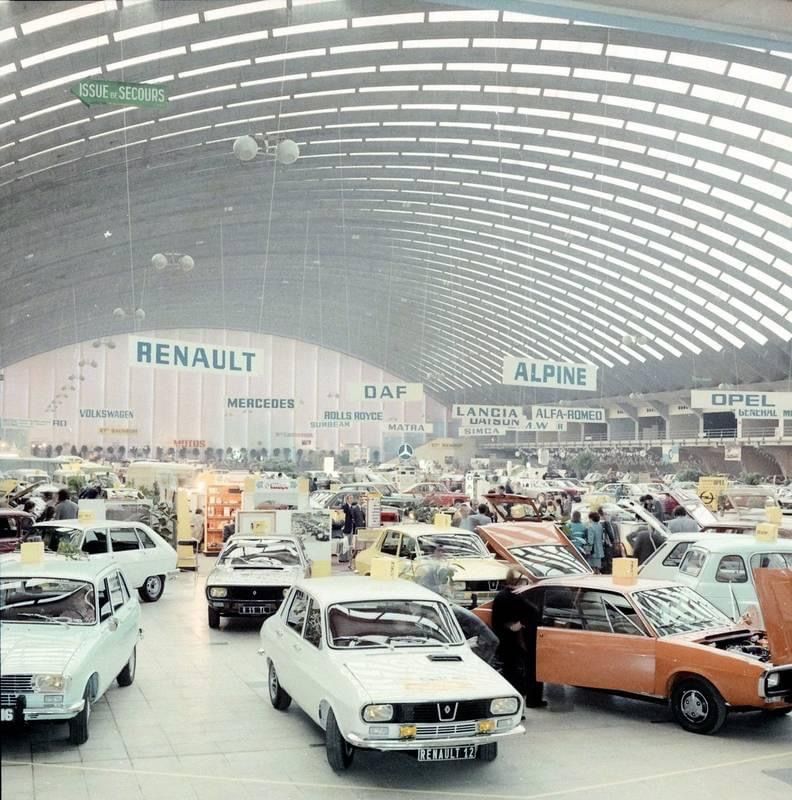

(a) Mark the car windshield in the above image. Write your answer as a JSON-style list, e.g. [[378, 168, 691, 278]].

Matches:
[[633, 586, 733, 636], [508, 545, 590, 577], [724, 494, 774, 510], [32, 525, 81, 552], [328, 599, 463, 648], [417, 533, 489, 558], [0, 577, 96, 625], [219, 540, 301, 567]]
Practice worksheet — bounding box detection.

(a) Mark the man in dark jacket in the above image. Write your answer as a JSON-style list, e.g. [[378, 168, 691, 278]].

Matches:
[[451, 604, 499, 666], [629, 526, 666, 565]]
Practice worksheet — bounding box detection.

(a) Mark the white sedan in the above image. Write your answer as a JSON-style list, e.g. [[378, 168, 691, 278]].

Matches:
[[0, 553, 140, 744], [259, 577, 524, 771], [206, 534, 310, 628], [32, 520, 177, 602]]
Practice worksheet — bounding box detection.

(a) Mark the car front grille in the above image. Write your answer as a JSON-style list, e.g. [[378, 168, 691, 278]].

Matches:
[[225, 587, 285, 602], [414, 722, 479, 739], [393, 699, 492, 723], [1, 674, 33, 703], [464, 580, 505, 593]]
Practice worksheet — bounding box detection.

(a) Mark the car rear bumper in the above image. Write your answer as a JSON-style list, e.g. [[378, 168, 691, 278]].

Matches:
[[347, 724, 525, 751]]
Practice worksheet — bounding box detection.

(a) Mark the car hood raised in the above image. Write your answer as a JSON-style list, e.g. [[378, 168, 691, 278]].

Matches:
[[206, 564, 304, 587], [341, 648, 514, 703], [0, 623, 93, 675], [754, 567, 792, 666], [435, 558, 511, 581]]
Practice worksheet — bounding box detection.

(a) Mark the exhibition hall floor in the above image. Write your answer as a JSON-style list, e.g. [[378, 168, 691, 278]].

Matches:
[[2, 560, 791, 800]]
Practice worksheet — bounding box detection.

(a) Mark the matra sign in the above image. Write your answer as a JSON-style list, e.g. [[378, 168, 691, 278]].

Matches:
[[690, 391, 792, 417], [385, 422, 433, 433], [130, 336, 262, 375], [358, 383, 423, 402], [532, 406, 606, 423], [502, 358, 598, 391]]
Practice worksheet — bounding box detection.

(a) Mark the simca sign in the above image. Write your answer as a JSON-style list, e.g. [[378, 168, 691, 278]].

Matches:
[[502, 358, 598, 391], [458, 425, 507, 437]]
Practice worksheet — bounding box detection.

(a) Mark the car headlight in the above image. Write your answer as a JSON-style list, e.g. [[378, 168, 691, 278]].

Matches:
[[452, 581, 466, 590], [767, 672, 781, 690], [362, 704, 394, 722], [209, 586, 227, 598], [34, 674, 67, 692], [490, 697, 520, 716]]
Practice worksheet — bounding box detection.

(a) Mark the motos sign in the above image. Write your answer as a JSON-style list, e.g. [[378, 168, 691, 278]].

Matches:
[[502, 358, 598, 391]]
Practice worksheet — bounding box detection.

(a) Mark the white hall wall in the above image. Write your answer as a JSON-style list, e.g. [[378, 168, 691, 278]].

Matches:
[[0, 330, 445, 453]]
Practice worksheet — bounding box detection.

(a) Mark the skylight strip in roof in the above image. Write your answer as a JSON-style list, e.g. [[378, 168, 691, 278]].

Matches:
[[601, 95, 654, 112], [272, 19, 347, 37], [240, 73, 307, 88], [331, 42, 399, 57], [19, 117, 90, 142], [381, 62, 444, 72], [690, 85, 745, 108], [572, 113, 623, 129], [428, 10, 499, 22], [20, 1, 107, 35], [192, 30, 270, 51], [0, 63, 16, 77], [742, 173, 785, 199], [668, 52, 727, 74], [179, 59, 251, 78], [170, 84, 237, 101], [20, 67, 102, 97], [404, 38, 469, 49], [447, 63, 508, 73], [114, 13, 200, 42], [351, 12, 425, 27], [633, 74, 689, 94], [708, 116, 759, 140], [487, 85, 540, 96], [472, 38, 537, 50], [257, 48, 326, 62], [728, 62, 786, 89], [734, 320, 767, 345], [736, 240, 773, 265], [0, 27, 16, 43], [756, 203, 792, 227], [150, 125, 212, 141], [107, 47, 186, 72], [20, 35, 110, 68], [746, 96, 792, 122], [0, 94, 14, 107], [204, 1, 285, 21], [759, 316, 792, 341], [313, 67, 375, 78], [604, 44, 666, 62], [88, 120, 155, 139], [17, 138, 84, 161], [545, 89, 598, 102], [727, 145, 774, 169], [573, 68, 631, 83], [511, 64, 570, 76]]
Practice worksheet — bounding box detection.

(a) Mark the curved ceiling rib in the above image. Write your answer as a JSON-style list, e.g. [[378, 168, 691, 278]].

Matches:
[[1, 1, 791, 402]]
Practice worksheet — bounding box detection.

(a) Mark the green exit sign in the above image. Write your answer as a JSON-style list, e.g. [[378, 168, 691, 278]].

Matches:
[[71, 78, 168, 109]]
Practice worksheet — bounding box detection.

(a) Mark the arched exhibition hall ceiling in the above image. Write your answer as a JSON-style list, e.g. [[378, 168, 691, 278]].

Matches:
[[1, 0, 792, 404]]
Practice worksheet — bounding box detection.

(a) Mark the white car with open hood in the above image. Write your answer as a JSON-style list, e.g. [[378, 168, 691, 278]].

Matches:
[[32, 519, 177, 603], [205, 534, 310, 628], [0, 553, 140, 744], [259, 577, 524, 771]]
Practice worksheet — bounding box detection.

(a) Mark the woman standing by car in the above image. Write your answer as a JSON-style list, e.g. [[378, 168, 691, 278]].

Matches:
[[566, 510, 588, 554], [586, 511, 605, 574]]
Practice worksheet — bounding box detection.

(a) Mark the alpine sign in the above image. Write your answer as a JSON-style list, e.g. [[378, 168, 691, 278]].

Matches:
[[71, 79, 168, 109], [502, 358, 598, 391]]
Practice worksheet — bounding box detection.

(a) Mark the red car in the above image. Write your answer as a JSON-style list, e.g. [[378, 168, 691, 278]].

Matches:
[[0, 508, 35, 553]]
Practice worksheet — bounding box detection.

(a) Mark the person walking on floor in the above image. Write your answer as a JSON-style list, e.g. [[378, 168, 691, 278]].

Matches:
[[53, 488, 78, 520], [585, 511, 605, 574]]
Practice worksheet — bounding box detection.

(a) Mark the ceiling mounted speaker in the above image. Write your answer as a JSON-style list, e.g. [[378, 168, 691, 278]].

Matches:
[[134, 308, 146, 321], [151, 253, 168, 270], [179, 255, 195, 271], [276, 138, 300, 165], [112, 307, 125, 319], [233, 135, 258, 162]]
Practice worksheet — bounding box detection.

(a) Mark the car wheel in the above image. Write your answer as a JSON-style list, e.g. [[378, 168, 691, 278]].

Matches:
[[68, 686, 91, 745], [208, 607, 221, 629], [325, 708, 354, 771], [477, 743, 498, 762], [117, 647, 136, 687], [268, 662, 291, 711], [671, 678, 727, 735], [138, 575, 165, 603]]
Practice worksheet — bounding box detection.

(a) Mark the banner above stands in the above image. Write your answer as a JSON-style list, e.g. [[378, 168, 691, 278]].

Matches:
[[501, 358, 598, 391], [351, 382, 424, 402], [531, 406, 606, 424], [130, 335, 264, 375], [452, 405, 567, 432], [690, 390, 792, 418]]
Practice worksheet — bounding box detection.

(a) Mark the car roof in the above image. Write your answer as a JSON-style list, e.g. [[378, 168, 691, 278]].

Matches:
[[536, 575, 681, 594], [293, 576, 447, 604], [0, 552, 117, 581], [684, 534, 792, 553], [32, 519, 149, 530], [378, 523, 477, 536]]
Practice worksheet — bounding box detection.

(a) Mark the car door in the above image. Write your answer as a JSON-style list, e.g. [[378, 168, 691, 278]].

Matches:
[[107, 569, 138, 672], [536, 586, 657, 695], [287, 596, 326, 724], [81, 527, 110, 556], [108, 526, 146, 588], [134, 525, 173, 577], [275, 589, 309, 703]]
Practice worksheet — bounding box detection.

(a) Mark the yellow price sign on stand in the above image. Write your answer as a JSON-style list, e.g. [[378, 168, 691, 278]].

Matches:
[[755, 523, 779, 542], [252, 518, 272, 534], [765, 506, 782, 525], [697, 476, 728, 511], [433, 512, 452, 529]]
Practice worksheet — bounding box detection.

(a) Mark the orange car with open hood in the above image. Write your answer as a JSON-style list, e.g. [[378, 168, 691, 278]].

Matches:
[[476, 567, 792, 734]]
